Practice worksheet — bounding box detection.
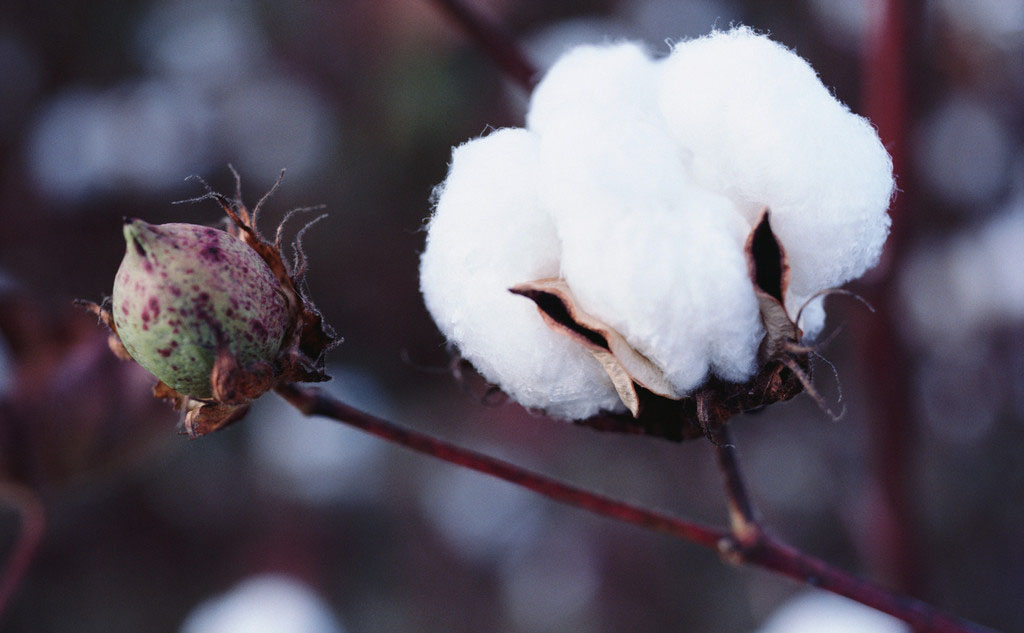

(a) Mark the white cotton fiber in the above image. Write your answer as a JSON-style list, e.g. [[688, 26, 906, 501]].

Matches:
[[420, 128, 624, 419], [528, 43, 762, 393], [421, 28, 893, 420], [658, 27, 894, 299]]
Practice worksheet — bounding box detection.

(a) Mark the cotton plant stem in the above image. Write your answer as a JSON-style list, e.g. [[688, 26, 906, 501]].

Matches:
[[860, 0, 922, 593], [275, 383, 1001, 633], [0, 481, 44, 620], [426, 0, 539, 91], [274, 383, 723, 548], [706, 424, 759, 543], [704, 424, 997, 633]]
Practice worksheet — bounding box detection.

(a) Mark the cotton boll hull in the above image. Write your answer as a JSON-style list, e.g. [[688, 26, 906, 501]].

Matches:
[[420, 128, 625, 420]]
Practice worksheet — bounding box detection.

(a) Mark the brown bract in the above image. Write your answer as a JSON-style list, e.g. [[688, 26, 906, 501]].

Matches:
[[81, 171, 338, 438], [512, 210, 819, 442]]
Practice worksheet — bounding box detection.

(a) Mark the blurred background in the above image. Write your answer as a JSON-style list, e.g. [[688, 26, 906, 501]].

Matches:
[[0, 0, 1022, 631]]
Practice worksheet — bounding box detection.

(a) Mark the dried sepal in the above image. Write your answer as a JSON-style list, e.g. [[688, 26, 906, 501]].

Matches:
[[184, 400, 251, 438], [75, 298, 133, 361], [510, 278, 678, 417]]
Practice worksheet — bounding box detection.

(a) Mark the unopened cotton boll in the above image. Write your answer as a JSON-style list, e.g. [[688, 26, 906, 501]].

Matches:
[[420, 128, 624, 419], [658, 27, 894, 300]]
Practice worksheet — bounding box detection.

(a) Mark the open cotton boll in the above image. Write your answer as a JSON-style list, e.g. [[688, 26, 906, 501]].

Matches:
[[530, 44, 762, 393], [658, 27, 894, 299], [420, 128, 624, 419], [421, 30, 893, 422]]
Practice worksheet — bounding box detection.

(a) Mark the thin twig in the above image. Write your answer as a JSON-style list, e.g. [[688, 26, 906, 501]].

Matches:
[[426, 0, 539, 91], [0, 481, 44, 620], [706, 423, 760, 542], [274, 383, 723, 548], [859, 0, 922, 594], [275, 383, 1001, 633]]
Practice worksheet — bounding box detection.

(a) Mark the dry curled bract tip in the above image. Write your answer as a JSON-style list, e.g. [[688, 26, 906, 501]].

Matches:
[[81, 170, 339, 438]]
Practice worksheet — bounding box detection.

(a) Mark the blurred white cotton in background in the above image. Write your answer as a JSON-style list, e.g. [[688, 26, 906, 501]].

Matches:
[[179, 574, 345, 633], [525, 17, 630, 72], [914, 96, 1011, 208], [246, 365, 390, 505], [753, 591, 909, 633], [216, 78, 335, 182], [900, 202, 1024, 346], [936, 0, 1024, 46], [626, 0, 740, 41], [915, 347, 1000, 445], [25, 0, 336, 203], [0, 333, 12, 398], [27, 83, 209, 202], [807, 0, 884, 53], [418, 460, 548, 564], [498, 522, 601, 633], [136, 0, 266, 83]]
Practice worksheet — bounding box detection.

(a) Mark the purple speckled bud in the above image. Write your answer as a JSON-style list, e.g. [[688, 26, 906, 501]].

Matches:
[[112, 218, 290, 398]]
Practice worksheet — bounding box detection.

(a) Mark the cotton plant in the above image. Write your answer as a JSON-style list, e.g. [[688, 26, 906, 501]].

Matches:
[[420, 27, 893, 433]]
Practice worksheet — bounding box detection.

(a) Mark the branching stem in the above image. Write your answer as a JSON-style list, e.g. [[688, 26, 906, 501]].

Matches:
[[275, 383, 1001, 633], [426, 0, 539, 91]]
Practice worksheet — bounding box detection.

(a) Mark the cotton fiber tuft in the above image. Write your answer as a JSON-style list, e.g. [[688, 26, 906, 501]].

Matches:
[[420, 28, 894, 420]]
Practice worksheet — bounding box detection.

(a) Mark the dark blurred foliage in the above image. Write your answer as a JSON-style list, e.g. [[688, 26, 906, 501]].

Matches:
[[0, 1, 1022, 632]]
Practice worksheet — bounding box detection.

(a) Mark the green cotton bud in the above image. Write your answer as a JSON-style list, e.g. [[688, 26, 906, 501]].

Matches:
[[112, 218, 290, 398]]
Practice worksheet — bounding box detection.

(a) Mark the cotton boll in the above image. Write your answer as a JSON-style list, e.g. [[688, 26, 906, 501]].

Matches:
[[530, 42, 761, 393], [420, 128, 623, 419], [658, 28, 894, 298]]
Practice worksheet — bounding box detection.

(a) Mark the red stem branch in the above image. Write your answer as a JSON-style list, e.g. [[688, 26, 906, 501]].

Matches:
[[0, 481, 44, 620], [859, 0, 921, 593], [426, 0, 539, 91], [275, 383, 1001, 633]]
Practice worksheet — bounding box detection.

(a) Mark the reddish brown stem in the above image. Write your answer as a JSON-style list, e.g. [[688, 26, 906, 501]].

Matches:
[[707, 424, 997, 633], [0, 481, 44, 620], [274, 383, 722, 548], [275, 383, 1001, 633], [860, 0, 922, 593], [706, 422, 759, 541], [426, 0, 539, 91]]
